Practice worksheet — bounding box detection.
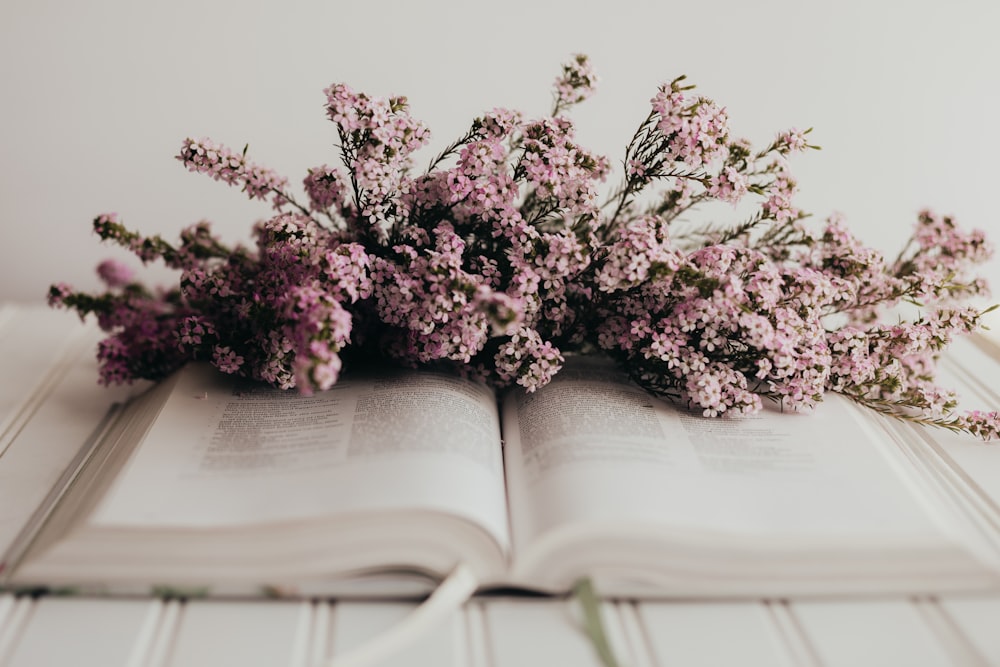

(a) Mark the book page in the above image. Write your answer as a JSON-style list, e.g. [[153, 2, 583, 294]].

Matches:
[[502, 356, 953, 553], [90, 364, 510, 551]]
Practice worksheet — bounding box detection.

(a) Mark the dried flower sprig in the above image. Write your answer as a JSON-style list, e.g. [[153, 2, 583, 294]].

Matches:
[[49, 54, 999, 438]]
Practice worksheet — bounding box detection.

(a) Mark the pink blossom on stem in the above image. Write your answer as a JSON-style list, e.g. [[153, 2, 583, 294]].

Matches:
[[494, 326, 564, 392], [96, 259, 134, 288], [707, 166, 748, 205], [651, 82, 730, 168], [553, 54, 599, 109], [304, 165, 350, 213], [212, 345, 245, 374], [774, 128, 810, 154], [960, 411, 1000, 441], [177, 137, 290, 210]]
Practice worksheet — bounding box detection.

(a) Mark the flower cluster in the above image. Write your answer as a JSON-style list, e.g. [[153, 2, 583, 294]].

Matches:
[[178, 138, 290, 210], [49, 55, 999, 438]]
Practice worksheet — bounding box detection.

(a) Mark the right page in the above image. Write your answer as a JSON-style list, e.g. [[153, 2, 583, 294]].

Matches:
[[500, 356, 997, 596]]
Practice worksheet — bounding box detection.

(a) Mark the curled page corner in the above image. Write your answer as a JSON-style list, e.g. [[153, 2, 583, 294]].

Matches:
[[318, 562, 478, 667]]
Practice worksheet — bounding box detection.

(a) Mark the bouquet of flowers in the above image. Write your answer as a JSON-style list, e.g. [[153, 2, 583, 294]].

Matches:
[[49, 55, 999, 439]]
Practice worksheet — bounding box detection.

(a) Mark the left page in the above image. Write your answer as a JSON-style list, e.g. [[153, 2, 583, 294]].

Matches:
[[85, 363, 511, 568], [10, 362, 512, 590]]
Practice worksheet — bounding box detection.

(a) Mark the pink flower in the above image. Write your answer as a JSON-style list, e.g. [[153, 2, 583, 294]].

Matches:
[[177, 137, 290, 210], [96, 259, 134, 288], [212, 346, 245, 374], [553, 54, 599, 108], [707, 166, 748, 205], [47, 282, 73, 307]]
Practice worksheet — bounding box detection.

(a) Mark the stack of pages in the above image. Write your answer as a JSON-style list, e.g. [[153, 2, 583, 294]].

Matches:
[[3, 312, 1000, 599]]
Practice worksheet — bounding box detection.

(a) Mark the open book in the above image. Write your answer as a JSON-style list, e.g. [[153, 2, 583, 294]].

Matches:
[[4, 350, 1000, 599]]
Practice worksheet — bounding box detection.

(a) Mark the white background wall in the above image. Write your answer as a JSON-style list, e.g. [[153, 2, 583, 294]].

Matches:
[[2, 0, 999, 310]]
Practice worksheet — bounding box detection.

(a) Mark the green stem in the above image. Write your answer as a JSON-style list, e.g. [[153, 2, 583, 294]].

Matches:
[[426, 126, 481, 172], [841, 394, 970, 434]]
